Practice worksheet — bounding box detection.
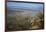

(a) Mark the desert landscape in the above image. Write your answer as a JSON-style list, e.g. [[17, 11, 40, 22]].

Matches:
[[7, 2, 44, 31]]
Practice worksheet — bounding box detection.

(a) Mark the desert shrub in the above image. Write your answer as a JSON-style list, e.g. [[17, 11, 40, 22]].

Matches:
[[7, 15, 32, 31], [7, 12, 44, 30], [31, 12, 44, 29], [36, 12, 44, 29]]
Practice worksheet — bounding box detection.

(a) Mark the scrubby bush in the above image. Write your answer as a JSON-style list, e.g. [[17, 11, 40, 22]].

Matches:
[[7, 12, 44, 30], [31, 12, 44, 29], [7, 15, 32, 31]]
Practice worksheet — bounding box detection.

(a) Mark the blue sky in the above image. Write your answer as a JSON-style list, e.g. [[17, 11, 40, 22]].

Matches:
[[7, 2, 43, 17], [7, 2, 43, 11]]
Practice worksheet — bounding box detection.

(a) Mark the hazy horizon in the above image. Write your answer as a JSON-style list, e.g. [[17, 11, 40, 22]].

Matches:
[[7, 2, 43, 17]]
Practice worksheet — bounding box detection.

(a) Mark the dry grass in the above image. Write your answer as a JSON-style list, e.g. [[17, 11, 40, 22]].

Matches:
[[7, 12, 44, 31]]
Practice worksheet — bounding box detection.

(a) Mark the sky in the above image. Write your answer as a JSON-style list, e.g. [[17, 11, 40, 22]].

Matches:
[[7, 2, 43, 11], [8, 0, 44, 2], [7, 2, 43, 17]]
